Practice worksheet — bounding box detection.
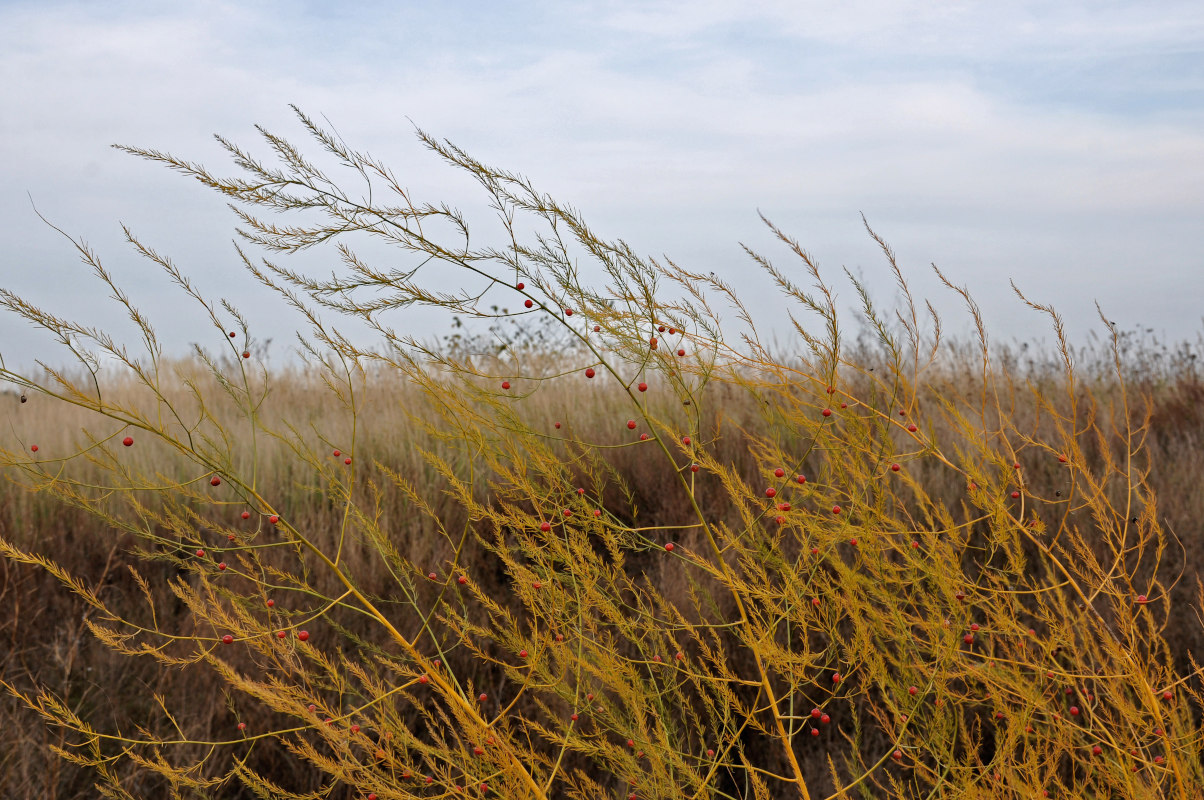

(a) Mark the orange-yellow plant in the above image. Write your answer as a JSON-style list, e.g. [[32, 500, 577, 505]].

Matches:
[[1, 107, 1200, 799]]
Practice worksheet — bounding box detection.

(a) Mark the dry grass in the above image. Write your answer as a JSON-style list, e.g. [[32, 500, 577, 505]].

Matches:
[[1, 108, 1201, 799]]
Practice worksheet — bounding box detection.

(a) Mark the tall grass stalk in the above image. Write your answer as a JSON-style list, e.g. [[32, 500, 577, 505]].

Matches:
[[1, 107, 1200, 799]]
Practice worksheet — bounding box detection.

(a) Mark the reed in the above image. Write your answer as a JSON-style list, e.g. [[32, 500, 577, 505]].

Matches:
[[1, 107, 1200, 799]]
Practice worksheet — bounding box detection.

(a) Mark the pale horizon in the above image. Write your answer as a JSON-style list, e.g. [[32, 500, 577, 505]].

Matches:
[[2, 0, 1202, 374]]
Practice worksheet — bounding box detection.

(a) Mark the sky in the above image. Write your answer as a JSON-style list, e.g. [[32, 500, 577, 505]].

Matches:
[[1, 0, 1202, 375]]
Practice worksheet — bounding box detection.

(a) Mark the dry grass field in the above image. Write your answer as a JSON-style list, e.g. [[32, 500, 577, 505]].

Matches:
[[2, 326, 1202, 798], [2, 112, 1202, 798]]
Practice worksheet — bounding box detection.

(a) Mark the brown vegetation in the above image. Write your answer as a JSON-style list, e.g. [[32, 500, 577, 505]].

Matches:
[[2, 109, 1202, 798]]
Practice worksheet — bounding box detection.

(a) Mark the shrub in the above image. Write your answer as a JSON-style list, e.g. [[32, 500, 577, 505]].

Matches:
[[1, 107, 1200, 799]]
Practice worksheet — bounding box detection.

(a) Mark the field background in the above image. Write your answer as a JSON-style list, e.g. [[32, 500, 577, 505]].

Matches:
[[2, 325, 1202, 798]]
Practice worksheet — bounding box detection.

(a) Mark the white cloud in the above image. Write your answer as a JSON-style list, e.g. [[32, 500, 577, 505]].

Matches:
[[0, 0, 1201, 372]]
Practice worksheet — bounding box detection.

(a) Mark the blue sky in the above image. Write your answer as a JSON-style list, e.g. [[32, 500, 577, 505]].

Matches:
[[1, 0, 1201, 373]]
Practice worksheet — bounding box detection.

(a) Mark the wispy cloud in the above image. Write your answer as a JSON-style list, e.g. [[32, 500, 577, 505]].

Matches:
[[1, 0, 1201, 370]]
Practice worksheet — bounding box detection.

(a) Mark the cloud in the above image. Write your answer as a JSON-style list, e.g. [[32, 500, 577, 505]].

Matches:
[[0, 0, 1201, 372]]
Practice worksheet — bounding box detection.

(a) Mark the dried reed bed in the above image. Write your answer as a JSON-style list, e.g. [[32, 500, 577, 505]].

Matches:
[[2, 327, 1201, 798]]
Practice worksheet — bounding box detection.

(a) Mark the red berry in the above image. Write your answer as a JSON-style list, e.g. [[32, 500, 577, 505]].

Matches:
[[1013, 462, 1021, 469], [676, 348, 685, 357], [222, 634, 233, 644], [970, 623, 980, 631], [30, 445, 38, 452], [210, 475, 221, 486], [519, 650, 528, 658], [269, 515, 279, 524], [773, 468, 785, 478], [1058, 454, 1067, 462], [458, 575, 468, 585], [658, 325, 666, 332], [564, 309, 573, 316], [122, 436, 133, 447], [690, 463, 699, 472], [831, 673, 840, 683], [479, 693, 487, 702], [218, 562, 227, 571], [554, 421, 561, 429], [797, 474, 806, 483], [765, 487, 777, 498], [516, 282, 524, 290], [1070, 706, 1079, 715], [277, 630, 286, 639], [1163, 690, 1173, 700], [891, 463, 900, 472], [229, 331, 237, 338], [907, 424, 917, 432], [1011, 491, 1020, 499], [832, 505, 841, 514], [649, 337, 658, 347], [893, 750, 903, 760], [501, 381, 510, 390], [241, 510, 250, 519], [524, 299, 533, 308], [196, 549, 205, 557], [821, 713, 830, 723], [638, 382, 647, 392], [627, 420, 637, 430], [571, 713, 578, 721], [810, 708, 821, 718], [593, 325, 600, 332], [849, 537, 857, 545], [908, 686, 917, 695], [1092, 745, 1102, 756], [665, 542, 675, 551], [297, 630, 309, 641], [242, 351, 250, 359], [910, 540, 919, 549], [237, 721, 246, 730], [963, 634, 974, 644], [419, 674, 429, 684], [1137, 594, 1148, 604], [585, 368, 595, 378], [822, 408, 831, 417], [811, 597, 820, 607], [639, 433, 649, 440], [955, 592, 965, 601], [540, 522, 551, 532]]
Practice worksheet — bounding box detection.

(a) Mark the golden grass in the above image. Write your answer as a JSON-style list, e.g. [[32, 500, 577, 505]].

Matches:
[[1, 107, 1201, 799]]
